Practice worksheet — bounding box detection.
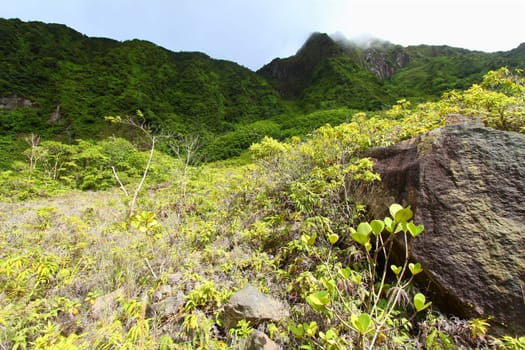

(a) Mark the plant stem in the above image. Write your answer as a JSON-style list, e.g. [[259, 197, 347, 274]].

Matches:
[[129, 136, 156, 218]]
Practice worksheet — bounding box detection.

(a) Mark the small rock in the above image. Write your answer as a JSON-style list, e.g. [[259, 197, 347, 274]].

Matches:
[[246, 330, 280, 350], [167, 272, 183, 285], [151, 293, 185, 317], [224, 285, 289, 331], [152, 284, 172, 302], [91, 288, 124, 321]]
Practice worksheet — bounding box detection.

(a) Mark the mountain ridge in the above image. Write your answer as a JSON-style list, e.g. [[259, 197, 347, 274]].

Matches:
[[1, 18, 524, 161], [258, 32, 524, 108]]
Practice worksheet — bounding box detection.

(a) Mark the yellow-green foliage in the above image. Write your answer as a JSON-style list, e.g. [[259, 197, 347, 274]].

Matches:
[[442, 67, 525, 131], [1, 69, 521, 349]]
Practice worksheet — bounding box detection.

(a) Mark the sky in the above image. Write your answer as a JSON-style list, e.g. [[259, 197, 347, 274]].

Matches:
[[3, 0, 524, 71]]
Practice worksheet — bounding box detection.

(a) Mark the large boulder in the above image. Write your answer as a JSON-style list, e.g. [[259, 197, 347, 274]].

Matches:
[[363, 122, 525, 335]]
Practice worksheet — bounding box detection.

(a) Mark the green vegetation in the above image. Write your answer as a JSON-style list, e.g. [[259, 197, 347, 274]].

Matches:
[[0, 18, 524, 348], [0, 68, 523, 348], [1, 20, 524, 164]]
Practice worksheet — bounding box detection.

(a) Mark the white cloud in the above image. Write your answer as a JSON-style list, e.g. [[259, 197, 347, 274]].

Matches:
[[2, 0, 524, 69]]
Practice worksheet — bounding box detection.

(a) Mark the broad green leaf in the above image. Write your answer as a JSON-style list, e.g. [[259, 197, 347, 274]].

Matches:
[[409, 262, 423, 275], [339, 266, 352, 279], [289, 324, 305, 337], [384, 217, 394, 233], [414, 293, 432, 312], [394, 207, 413, 224], [357, 222, 372, 236], [407, 222, 424, 237], [328, 233, 339, 245], [350, 273, 362, 284], [390, 265, 402, 275], [308, 232, 317, 245], [306, 291, 330, 311], [351, 225, 370, 246], [389, 203, 404, 218], [395, 222, 407, 233], [351, 313, 373, 335], [301, 232, 317, 246], [320, 277, 336, 294], [370, 219, 385, 236], [304, 321, 318, 338]]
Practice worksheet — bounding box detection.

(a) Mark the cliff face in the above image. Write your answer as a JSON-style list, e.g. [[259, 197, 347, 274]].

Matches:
[[363, 45, 411, 79], [0, 96, 38, 110]]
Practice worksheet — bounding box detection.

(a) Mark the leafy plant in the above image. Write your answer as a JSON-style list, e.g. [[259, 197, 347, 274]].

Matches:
[[300, 204, 430, 349]]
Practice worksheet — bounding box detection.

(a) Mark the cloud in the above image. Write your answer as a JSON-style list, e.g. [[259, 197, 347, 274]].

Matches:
[[3, 0, 524, 70]]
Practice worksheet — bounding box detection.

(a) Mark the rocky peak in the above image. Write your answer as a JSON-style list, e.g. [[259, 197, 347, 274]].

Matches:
[[295, 32, 343, 62], [258, 32, 342, 81], [334, 36, 411, 79]]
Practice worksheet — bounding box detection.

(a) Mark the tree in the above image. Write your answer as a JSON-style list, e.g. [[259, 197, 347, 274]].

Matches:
[[106, 111, 168, 218], [23, 133, 45, 181]]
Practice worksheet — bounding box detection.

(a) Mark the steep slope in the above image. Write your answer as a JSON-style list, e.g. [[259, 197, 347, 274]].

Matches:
[[0, 18, 285, 138], [258, 33, 394, 111]]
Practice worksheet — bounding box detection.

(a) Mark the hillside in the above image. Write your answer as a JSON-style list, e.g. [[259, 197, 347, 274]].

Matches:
[[0, 18, 285, 139], [0, 67, 524, 348], [258, 32, 524, 109], [1, 18, 524, 165], [1, 17, 525, 349]]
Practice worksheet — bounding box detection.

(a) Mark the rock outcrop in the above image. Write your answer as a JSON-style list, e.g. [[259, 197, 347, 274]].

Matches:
[[363, 44, 410, 79], [0, 96, 38, 110], [363, 122, 525, 335]]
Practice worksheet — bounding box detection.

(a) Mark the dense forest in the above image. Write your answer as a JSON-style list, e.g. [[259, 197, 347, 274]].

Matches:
[[0, 18, 524, 349]]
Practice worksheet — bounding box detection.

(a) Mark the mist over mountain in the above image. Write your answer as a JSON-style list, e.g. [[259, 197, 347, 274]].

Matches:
[[259, 32, 524, 109]]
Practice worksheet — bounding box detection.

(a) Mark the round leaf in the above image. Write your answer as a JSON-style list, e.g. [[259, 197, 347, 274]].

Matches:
[[351, 313, 373, 335], [328, 233, 339, 245], [389, 203, 404, 218], [357, 222, 372, 236], [394, 207, 413, 224], [409, 262, 423, 275], [384, 217, 394, 233], [390, 264, 402, 275], [370, 219, 385, 236], [407, 222, 424, 237], [414, 292, 432, 312], [351, 226, 370, 246], [306, 291, 330, 311]]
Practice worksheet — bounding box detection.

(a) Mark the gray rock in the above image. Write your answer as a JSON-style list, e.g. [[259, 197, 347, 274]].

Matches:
[[224, 285, 289, 331], [91, 288, 124, 321], [245, 330, 280, 350], [152, 284, 172, 302], [151, 293, 185, 317], [363, 122, 525, 335]]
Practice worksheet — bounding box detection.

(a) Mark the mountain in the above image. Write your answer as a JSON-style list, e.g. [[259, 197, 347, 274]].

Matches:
[[257, 33, 394, 111], [258, 33, 524, 109], [0, 18, 285, 140], [1, 19, 524, 162]]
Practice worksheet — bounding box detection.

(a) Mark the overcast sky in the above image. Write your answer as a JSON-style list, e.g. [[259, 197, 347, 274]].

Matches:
[[3, 0, 524, 70]]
